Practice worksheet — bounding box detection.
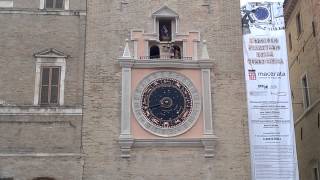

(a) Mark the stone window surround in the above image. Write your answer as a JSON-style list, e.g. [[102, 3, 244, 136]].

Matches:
[[311, 159, 320, 180], [118, 58, 218, 158], [0, 0, 13, 8], [301, 73, 310, 109], [314, 167, 320, 180], [34, 56, 66, 106], [152, 5, 180, 37], [295, 11, 303, 39], [39, 0, 69, 10]]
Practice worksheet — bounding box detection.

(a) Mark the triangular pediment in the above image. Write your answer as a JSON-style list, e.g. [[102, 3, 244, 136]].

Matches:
[[152, 5, 179, 18], [34, 48, 68, 58]]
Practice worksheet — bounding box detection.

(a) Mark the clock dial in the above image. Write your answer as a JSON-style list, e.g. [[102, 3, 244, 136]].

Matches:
[[141, 78, 192, 128], [132, 71, 201, 137]]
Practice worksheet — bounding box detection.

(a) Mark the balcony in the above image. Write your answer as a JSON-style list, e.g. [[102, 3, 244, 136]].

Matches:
[[139, 55, 192, 61]]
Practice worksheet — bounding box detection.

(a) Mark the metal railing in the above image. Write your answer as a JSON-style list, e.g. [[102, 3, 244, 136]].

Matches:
[[139, 56, 192, 60]]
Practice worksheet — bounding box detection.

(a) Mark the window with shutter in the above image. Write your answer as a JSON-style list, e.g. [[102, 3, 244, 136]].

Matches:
[[45, 0, 64, 9], [39, 67, 61, 105]]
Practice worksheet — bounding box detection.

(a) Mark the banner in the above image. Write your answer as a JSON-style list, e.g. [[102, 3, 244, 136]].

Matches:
[[241, 1, 299, 179]]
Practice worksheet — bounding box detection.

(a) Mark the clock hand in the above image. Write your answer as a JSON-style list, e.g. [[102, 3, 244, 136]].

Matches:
[[149, 104, 161, 109]]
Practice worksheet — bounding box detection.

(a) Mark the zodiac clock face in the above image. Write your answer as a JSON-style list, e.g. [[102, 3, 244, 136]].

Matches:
[[132, 71, 201, 137]]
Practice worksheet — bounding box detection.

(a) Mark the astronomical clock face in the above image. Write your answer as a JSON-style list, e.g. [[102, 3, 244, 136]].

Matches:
[[132, 71, 201, 137]]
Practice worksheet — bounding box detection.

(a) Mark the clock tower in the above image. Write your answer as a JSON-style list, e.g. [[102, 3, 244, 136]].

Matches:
[[83, 1, 250, 179], [118, 5, 217, 158]]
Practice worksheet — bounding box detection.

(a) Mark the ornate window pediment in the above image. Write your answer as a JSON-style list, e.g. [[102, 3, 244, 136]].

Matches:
[[152, 5, 179, 18], [34, 48, 68, 58]]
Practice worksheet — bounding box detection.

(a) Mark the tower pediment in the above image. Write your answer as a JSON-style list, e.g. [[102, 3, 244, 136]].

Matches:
[[152, 5, 179, 18]]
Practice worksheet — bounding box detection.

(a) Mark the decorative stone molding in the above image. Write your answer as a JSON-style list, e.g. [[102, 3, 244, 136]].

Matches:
[[201, 40, 210, 60], [120, 137, 218, 158], [0, 106, 82, 116], [118, 57, 218, 158], [118, 59, 214, 69], [122, 39, 131, 58], [201, 135, 218, 158], [0, 153, 81, 157], [0, 9, 86, 16], [152, 5, 179, 18], [119, 137, 134, 158], [119, 45, 134, 157], [33, 48, 68, 106]]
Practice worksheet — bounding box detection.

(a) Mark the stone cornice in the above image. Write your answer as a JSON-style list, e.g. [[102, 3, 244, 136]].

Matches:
[[118, 59, 214, 69], [295, 98, 320, 126], [0, 106, 82, 116], [0, 153, 81, 157], [119, 136, 218, 158], [0, 8, 86, 16]]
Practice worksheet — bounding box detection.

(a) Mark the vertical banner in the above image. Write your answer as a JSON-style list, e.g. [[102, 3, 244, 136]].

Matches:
[[241, 1, 299, 179]]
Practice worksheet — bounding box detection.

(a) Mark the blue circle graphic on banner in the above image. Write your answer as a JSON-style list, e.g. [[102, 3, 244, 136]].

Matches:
[[254, 7, 270, 21]]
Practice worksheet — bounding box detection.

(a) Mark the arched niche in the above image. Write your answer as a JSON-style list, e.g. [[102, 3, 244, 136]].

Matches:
[[150, 45, 160, 59], [171, 45, 182, 59]]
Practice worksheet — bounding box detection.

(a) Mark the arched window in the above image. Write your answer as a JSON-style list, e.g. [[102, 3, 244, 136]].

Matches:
[[150, 46, 160, 59], [32, 177, 55, 180]]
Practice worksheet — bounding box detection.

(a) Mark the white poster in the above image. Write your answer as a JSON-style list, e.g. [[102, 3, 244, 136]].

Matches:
[[241, 1, 299, 179]]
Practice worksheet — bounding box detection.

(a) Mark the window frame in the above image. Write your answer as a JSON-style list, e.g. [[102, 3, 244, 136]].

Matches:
[[39, 0, 69, 10], [39, 66, 61, 105], [314, 167, 320, 180], [312, 21, 316, 37], [288, 33, 293, 51], [301, 73, 310, 109], [34, 55, 66, 106], [296, 12, 303, 38], [45, 0, 64, 9]]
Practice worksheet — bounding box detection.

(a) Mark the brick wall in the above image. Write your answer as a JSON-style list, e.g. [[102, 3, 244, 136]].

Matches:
[[82, 0, 250, 179]]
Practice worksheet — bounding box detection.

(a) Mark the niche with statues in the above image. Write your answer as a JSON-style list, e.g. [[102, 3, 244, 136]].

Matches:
[[130, 5, 201, 61]]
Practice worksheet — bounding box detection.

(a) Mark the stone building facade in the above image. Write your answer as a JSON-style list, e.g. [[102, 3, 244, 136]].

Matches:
[[0, 0, 251, 179], [284, 0, 320, 179], [0, 0, 86, 179]]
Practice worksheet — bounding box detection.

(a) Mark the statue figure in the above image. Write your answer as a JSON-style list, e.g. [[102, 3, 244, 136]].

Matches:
[[160, 24, 171, 41]]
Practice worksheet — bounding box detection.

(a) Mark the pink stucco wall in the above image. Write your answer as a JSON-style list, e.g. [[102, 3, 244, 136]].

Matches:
[[131, 69, 204, 139]]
